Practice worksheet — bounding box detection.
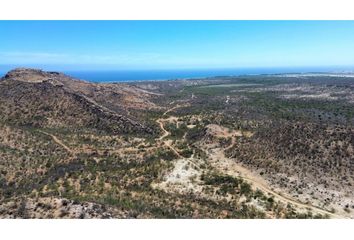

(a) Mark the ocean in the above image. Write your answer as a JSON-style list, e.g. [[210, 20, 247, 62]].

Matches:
[[0, 66, 352, 83]]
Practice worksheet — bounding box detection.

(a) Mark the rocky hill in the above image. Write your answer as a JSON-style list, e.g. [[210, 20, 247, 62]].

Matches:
[[0, 68, 154, 135]]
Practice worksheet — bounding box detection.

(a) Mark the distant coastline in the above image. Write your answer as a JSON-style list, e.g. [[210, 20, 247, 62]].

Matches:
[[1, 66, 353, 83]]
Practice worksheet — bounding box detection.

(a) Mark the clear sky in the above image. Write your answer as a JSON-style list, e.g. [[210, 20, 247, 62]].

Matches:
[[0, 21, 354, 71]]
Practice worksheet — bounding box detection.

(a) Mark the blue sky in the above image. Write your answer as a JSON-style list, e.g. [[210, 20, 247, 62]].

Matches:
[[0, 21, 354, 71]]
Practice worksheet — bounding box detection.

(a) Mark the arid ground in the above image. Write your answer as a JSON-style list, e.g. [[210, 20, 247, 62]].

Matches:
[[1, 68, 353, 218]]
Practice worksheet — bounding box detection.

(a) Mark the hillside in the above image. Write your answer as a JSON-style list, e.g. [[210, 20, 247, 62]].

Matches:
[[0, 68, 153, 135]]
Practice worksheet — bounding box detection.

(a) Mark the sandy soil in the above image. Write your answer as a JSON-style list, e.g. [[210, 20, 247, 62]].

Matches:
[[155, 106, 344, 218]]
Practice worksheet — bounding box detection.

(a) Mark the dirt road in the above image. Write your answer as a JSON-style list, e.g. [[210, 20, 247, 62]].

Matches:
[[207, 146, 341, 218], [156, 119, 170, 141], [162, 103, 189, 116], [155, 107, 342, 218], [156, 117, 183, 158]]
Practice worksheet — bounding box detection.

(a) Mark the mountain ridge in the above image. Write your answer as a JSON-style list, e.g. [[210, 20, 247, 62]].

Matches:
[[0, 68, 154, 135]]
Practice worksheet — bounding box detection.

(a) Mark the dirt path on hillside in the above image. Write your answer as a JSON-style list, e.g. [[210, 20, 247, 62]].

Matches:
[[156, 114, 200, 168], [155, 106, 342, 218], [156, 117, 184, 159], [38, 130, 74, 154], [162, 103, 189, 116], [207, 146, 341, 218], [157, 103, 189, 154], [156, 119, 170, 141]]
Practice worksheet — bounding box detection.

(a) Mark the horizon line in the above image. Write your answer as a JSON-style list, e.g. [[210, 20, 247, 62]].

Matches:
[[1, 64, 354, 72]]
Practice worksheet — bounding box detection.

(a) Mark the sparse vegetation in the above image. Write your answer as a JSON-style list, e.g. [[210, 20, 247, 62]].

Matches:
[[1, 68, 353, 218]]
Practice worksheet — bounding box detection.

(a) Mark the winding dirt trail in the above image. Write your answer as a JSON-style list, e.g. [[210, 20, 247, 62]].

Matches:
[[156, 111, 199, 168], [162, 103, 189, 116], [155, 106, 342, 218], [207, 146, 341, 218], [156, 119, 170, 141], [156, 105, 186, 156], [156, 117, 183, 158]]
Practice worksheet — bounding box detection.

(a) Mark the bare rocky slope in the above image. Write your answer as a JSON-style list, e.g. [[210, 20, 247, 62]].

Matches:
[[0, 68, 154, 135]]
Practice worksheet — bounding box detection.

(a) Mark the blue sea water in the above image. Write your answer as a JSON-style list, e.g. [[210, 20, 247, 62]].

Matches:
[[0, 66, 352, 83], [64, 69, 273, 82], [62, 67, 353, 82]]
